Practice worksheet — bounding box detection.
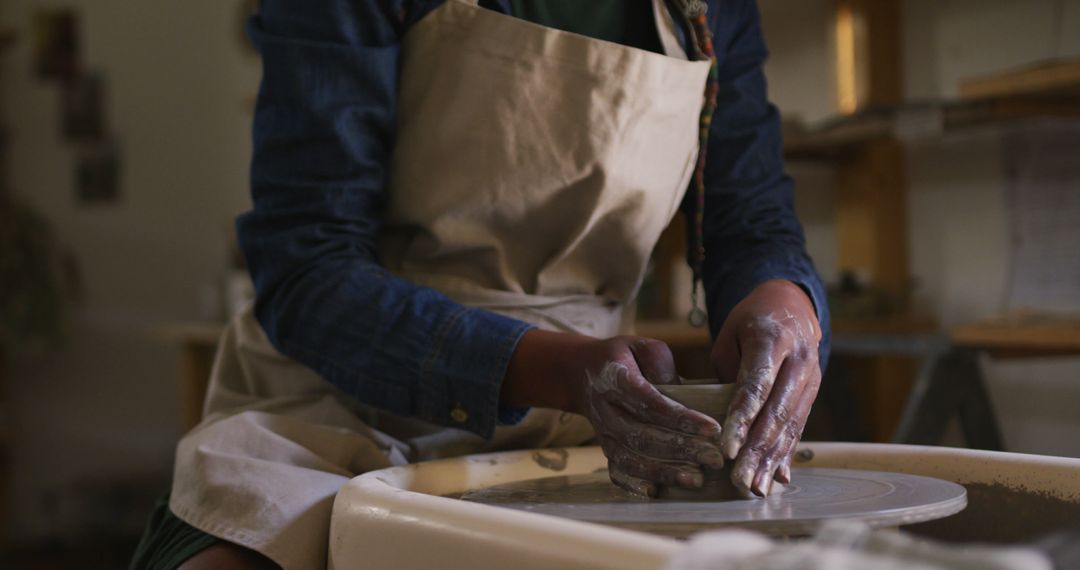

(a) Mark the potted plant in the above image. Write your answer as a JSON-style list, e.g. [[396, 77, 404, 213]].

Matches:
[[0, 194, 81, 355]]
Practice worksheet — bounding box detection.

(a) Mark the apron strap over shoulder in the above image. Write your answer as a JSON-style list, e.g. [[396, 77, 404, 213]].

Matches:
[[654, 0, 690, 60]]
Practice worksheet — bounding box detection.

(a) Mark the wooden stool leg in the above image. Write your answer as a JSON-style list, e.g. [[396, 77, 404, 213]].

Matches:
[[894, 348, 1004, 450], [895, 349, 964, 445], [954, 349, 1005, 451], [892, 350, 941, 444]]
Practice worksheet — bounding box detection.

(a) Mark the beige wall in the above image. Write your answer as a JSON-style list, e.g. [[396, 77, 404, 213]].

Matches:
[[761, 0, 1080, 456], [1, 0, 259, 537]]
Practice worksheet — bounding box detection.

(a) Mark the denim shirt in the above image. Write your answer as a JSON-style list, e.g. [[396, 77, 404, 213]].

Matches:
[[237, 0, 831, 439]]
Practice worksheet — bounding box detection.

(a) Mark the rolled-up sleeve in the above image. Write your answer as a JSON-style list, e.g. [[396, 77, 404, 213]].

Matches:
[[691, 0, 831, 368], [238, 0, 531, 438]]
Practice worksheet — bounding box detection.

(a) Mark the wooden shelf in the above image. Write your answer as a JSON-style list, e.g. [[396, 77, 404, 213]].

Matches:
[[961, 59, 1080, 100], [784, 96, 1080, 161], [950, 312, 1080, 356], [156, 322, 226, 430], [784, 113, 892, 160], [832, 315, 938, 337]]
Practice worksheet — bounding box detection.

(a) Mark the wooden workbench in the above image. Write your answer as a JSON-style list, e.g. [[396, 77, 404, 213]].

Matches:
[[156, 323, 224, 430]]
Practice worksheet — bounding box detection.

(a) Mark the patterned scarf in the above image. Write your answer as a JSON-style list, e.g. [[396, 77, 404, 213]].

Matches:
[[682, 0, 719, 326]]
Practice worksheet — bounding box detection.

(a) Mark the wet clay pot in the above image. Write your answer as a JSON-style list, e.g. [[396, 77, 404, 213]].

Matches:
[[655, 382, 746, 500]]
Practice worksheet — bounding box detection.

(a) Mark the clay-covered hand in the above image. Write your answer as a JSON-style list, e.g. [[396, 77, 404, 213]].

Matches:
[[711, 279, 822, 497], [573, 336, 725, 497], [502, 330, 725, 497]]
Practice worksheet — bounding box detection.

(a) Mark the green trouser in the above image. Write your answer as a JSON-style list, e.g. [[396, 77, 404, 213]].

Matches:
[[128, 496, 219, 570]]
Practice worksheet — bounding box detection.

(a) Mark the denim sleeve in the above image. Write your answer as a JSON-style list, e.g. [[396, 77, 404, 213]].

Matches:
[[237, 0, 531, 439], [689, 0, 831, 369]]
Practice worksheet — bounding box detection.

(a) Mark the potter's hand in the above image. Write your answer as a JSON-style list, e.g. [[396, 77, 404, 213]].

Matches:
[[577, 337, 725, 497], [502, 331, 724, 497], [711, 279, 822, 497]]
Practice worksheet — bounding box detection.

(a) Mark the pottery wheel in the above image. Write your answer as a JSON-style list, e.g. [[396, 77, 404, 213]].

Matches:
[[461, 468, 967, 537]]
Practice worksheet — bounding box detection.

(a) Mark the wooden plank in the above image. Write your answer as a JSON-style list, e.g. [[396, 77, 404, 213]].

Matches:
[[832, 315, 937, 336], [784, 115, 892, 160], [950, 314, 1080, 353], [785, 98, 1080, 162], [178, 344, 217, 430], [985, 347, 1080, 360], [945, 98, 1080, 127], [960, 59, 1080, 100], [154, 322, 225, 429]]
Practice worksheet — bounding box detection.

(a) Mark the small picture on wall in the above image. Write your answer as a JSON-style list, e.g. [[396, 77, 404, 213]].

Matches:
[[76, 143, 122, 206], [33, 8, 81, 81], [62, 73, 106, 141]]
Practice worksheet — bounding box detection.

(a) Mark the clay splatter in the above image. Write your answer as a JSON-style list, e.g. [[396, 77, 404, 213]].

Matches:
[[533, 448, 569, 471]]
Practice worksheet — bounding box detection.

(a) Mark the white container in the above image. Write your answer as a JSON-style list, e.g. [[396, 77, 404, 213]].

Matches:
[[329, 443, 1080, 569]]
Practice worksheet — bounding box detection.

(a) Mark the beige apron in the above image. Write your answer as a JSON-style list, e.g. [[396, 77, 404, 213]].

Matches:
[[170, 1, 710, 568]]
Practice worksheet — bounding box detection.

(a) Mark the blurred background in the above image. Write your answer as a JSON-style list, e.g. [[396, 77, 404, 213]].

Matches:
[[0, 0, 1078, 567]]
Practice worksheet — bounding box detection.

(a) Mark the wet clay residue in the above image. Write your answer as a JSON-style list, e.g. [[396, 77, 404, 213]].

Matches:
[[532, 448, 569, 471], [905, 482, 1080, 544]]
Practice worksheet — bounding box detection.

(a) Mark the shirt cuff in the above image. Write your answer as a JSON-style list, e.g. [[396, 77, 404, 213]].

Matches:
[[705, 246, 831, 370], [497, 406, 530, 426], [417, 306, 535, 439]]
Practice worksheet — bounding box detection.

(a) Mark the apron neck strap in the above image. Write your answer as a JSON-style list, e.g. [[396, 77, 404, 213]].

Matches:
[[682, 2, 718, 328]]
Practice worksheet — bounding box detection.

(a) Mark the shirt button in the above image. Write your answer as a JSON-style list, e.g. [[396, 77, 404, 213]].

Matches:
[[450, 405, 468, 424]]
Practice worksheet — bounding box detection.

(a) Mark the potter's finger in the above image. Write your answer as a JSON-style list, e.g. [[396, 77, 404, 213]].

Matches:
[[730, 425, 790, 496], [751, 438, 788, 497], [764, 438, 797, 491], [769, 439, 793, 485], [628, 338, 678, 385], [750, 390, 811, 497], [775, 461, 792, 485], [737, 354, 812, 474], [606, 410, 724, 467], [721, 336, 785, 459], [731, 361, 807, 498], [771, 435, 799, 485], [609, 467, 656, 497], [607, 364, 722, 440], [731, 427, 784, 498], [600, 436, 704, 490], [765, 375, 819, 487]]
